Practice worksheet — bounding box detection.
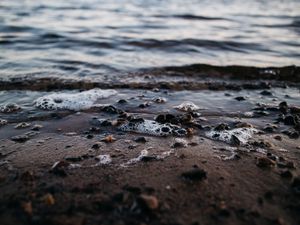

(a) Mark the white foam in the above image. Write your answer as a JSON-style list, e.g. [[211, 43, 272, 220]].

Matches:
[[119, 119, 186, 136], [35, 88, 117, 111], [0, 119, 8, 126], [121, 149, 150, 167], [206, 127, 257, 145], [95, 154, 112, 165], [174, 101, 200, 112]]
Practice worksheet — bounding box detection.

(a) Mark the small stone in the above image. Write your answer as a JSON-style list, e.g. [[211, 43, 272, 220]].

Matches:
[[235, 96, 246, 101], [134, 137, 147, 143], [11, 134, 30, 142], [260, 90, 272, 96], [43, 193, 55, 205], [181, 168, 207, 181], [256, 157, 275, 168], [101, 135, 116, 143], [31, 124, 43, 131], [118, 99, 128, 104], [274, 135, 282, 141], [139, 194, 159, 210], [21, 201, 32, 215], [50, 160, 70, 176]]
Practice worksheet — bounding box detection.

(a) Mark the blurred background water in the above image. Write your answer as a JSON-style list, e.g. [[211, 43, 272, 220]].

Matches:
[[0, 0, 299, 80]]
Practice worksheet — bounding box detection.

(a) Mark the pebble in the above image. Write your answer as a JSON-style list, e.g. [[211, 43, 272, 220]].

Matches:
[[101, 135, 116, 143], [256, 157, 275, 168], [181, 168, 207, 181], [43, 193, 55, 205], [31, 124, 43, 131], [138, 194, 159, 210], [0, 103, 21, 113], [134, 136, 147, 143], [235, 96, 246, 101]]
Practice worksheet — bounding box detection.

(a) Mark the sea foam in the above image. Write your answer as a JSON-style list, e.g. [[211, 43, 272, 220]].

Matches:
[[35, 89, 117, 110]]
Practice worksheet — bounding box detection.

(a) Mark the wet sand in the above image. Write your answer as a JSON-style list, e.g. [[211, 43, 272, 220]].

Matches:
[[0, 71, 300, 225]]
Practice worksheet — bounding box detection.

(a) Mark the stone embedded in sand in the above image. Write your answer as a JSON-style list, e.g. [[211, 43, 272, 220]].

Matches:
[[0, 103, 21, 113], [206, 127, 257, 146], [256, 157, 275, 168], [11, 131, 39, 143], [31, 124, 43, 131], [43, 193, 55, 205], [35, 88, 117, 111], [138, 194, 159, 210], [101, 135, 116, 143], [181, 168, 207, 181], [134, 136, 147, 143], [119, 119, 187, 137], [174, 101, 200, 112], [172, 138, 188, 148], [153, 97, 167, 103]]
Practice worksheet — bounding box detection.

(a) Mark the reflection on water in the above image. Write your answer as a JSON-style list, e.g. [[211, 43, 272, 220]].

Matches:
[[0, 0, 300, 80]]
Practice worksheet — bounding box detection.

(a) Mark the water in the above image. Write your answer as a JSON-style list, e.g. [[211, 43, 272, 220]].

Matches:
[[0, 0, 300, 81]]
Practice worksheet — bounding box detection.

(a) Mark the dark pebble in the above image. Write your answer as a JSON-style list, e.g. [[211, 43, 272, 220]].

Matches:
[[235, 96, 246, 101], [280, 170, 293, 179], [181, 168, 207, 181], [260, 90, 272, 96], [134, 136, 147, 143]]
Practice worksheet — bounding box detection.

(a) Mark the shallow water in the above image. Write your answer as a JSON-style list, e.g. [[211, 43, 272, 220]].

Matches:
[[0, 0, 300, 82]]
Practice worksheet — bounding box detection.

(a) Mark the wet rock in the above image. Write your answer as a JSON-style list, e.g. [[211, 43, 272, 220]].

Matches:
[[140, 156, 157, 162], [43, 193, 55, 205], [0, 103, 21, 113], [91, 143, 101, 149], [256, 157, 275, 168], [279, 101, 288, 114], [118, 99, 128, 104], [280, 170, 293, 179], [235, 96, 246, 101], [277, 161, 295, 169], [50, 160, 70, 176], [172, 138, 188, 148], [11, 134, 30, 142], [234, 122, 253, 128], [284, 115, 297, 126], [260, 90, 272, 96], [86, 134, 94, 139], [155, 114, 176, 124], [101, 135, 116, 143], [14, 122, 31, 129], [31, 124, 43, 131], [263, 126, 275, 133], [134, 136, 147, 143], [214, 123, 230, 131], [181, 168, 207, 181], [138, 194, 159, 210], [281, 129, 299, 139], [139, 102, 151, 108], [274, 135, 282, 141], [153, 97, 167, 103], [230, 135, 241, 146], [102, 105, 123, 114]]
